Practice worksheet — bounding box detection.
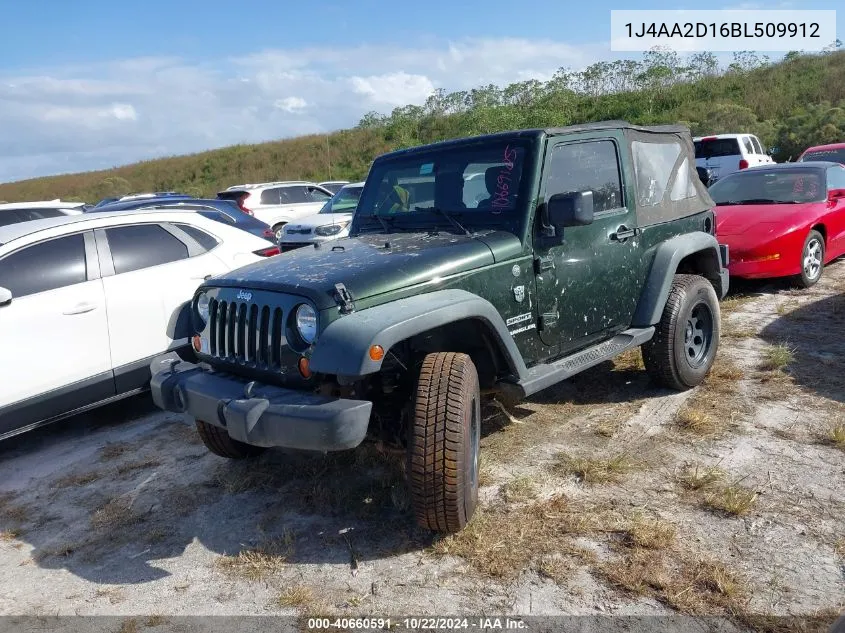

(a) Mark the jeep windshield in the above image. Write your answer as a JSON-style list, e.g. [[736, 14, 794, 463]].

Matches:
[[709, 168, 826, 205], [353, 139, 534, 236]]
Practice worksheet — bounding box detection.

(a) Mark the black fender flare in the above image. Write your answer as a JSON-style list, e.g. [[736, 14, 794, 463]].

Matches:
[[631, 231, 728, 328], [309, 289, 529, 380]]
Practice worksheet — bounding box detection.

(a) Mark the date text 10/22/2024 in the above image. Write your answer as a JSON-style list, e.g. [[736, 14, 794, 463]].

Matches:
[[306, 617, 528, 630]]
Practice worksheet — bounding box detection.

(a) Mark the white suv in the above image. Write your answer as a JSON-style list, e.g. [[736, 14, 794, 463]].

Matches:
[[694, 134, 774, 183], [217, 181, 334, 240], [0, 210, 276, 440], [0, 200, 86, 227]]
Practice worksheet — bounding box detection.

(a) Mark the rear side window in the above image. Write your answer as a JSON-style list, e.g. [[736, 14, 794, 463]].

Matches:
[[695, 138, 741, 159], [0, 233, 87, 298], [175, 223, 221, 251], [742, 137, 755, 155], [279, 187, 309, 204], [260, 188, 281, 205], [751, 137, 765, 155], [105, 224, 189, 274], [308, 186, 332, 202], [828, 167, 845, 191], [545, 140, 623, 213]]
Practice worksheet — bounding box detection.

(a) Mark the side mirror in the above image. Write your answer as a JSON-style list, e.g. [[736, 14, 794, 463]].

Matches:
[[828, 188, 845, 202], [696, 166, 713, 187], [546, 191, 595, 235], [0, 286, 12, 307]]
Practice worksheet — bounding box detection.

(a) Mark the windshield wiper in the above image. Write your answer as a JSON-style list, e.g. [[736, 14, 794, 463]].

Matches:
[[420, 207, 471, 236]]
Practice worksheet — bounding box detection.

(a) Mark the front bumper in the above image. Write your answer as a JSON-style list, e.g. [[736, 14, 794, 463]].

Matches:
[[149, 356, 372, 451]]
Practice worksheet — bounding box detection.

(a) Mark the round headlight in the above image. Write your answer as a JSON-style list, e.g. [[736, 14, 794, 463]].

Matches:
[[196, 293, 210, 326], [295, 304, 317, 344]]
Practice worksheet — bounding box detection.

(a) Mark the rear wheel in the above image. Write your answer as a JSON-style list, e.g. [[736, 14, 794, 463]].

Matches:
[[272, 223, 287, 242], [195, 420, 266, 459], [796, 230, 824, 288], [409, 352, 481, 533], [643, 274, 720, 391]]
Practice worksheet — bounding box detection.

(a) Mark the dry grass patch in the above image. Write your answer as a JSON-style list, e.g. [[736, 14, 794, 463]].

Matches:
[[760, 343, 794, 371], [554, 452, 639, 484], [599, 549, 750, 615], [0, 528, 21, 542], [703, 484, 758, 517], [612, 347, 644, 372], [52, 471, 103, 489], [115, 459, 161, 477], [826, 424, 845, 450], [99, 442, 131, 461], [277, 585, 314, 608], [674, 406, 722, 435], [117, 619, 138, 633], [623, 512, 676, 550], [32, 541, 81, 562], [95, 587, 127, 604], [90, 497, 141, 530], [721, 294, 755, 315], [672, 358, 749, 436], [216, 531, 295, 581], [144, 615, 168, 627], [677, 463, 726, 491], [500, 476, 539, 503], [723, 326, 757, 339]]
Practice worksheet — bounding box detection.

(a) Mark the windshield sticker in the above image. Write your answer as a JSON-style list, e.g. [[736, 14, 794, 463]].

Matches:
[[419, 163, 434, 175], [491, 145, 518, 214]]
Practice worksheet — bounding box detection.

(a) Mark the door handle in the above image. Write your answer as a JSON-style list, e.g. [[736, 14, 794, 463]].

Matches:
[[610, 225, 637, 242], [63, 302, 96, 315]]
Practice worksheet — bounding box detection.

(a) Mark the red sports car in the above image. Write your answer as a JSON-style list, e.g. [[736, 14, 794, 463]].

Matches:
[[710, 162, 845, 287], [798, 142, 845, 165]]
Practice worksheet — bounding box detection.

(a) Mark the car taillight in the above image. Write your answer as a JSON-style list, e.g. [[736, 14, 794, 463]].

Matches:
[[254, 246, 280, 257], [238, 194, 253, 215], [739, 159, 749, 170]]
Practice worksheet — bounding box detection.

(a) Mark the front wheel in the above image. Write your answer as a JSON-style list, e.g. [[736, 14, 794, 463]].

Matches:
[[272, 223, 287, 242], [195, 420, 266, 459], [643, 274, 720, 391], [408, 352, 481, 533], [796, 229, 824, 288]]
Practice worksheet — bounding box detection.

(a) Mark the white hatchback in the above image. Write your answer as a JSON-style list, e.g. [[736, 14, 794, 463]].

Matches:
[[0, 210, 277, 440], [217, 181, 334, 241], [693, 133, 774, 184]]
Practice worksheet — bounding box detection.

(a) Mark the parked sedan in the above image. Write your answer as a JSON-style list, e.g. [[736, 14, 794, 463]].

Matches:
[[711, 162, 845, 287], [0, 210, 278, 440], [798, 142, 845, 165], [88, 198, 277, 243], [279, 181, 364, 252], [0, 200, 88, 227]]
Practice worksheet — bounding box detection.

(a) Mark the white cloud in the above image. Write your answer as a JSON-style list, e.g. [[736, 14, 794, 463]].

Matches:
[[0, 38, 599, 184], [274, 96, 307, 113]]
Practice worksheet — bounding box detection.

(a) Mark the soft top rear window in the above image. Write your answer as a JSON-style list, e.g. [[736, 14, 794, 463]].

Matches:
[[694, 138, 741, 159]]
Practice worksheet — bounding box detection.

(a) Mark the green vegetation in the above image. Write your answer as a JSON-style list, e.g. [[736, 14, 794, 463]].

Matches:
[[1, 49, 843, 203]]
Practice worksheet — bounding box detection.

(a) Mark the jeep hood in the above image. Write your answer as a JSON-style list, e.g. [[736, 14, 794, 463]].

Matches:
[[210, 231, 520, 309]]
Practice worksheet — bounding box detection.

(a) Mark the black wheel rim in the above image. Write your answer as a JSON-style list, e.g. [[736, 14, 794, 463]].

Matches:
[[684, 302, 714, 368], [468, 395, 480, 491]]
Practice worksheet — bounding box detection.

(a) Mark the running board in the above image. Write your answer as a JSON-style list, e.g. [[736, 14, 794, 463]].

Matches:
[[500, 327, 655, 399]]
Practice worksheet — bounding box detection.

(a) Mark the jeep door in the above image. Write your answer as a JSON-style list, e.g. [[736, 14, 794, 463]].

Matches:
[[97, 222, 229, 392], [0, 232, 113, 434], [534, 135, 642, 355]]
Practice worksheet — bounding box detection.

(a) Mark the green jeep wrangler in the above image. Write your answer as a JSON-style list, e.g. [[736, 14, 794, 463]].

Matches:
[[151, 121, 729, 533]]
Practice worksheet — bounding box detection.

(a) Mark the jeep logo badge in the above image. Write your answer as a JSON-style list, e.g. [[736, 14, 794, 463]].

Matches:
[[236, 290, 253, 302]]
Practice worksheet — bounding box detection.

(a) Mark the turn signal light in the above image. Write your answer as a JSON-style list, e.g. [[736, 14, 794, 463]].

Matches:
[[369, 345, 385, 361], [298, 357, 312, 378]]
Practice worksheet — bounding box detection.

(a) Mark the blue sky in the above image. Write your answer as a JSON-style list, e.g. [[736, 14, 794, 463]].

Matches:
[[0, 0, 840, 183]]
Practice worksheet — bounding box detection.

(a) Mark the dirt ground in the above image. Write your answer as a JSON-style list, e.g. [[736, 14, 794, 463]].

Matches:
[[1, 262, 844, 632]]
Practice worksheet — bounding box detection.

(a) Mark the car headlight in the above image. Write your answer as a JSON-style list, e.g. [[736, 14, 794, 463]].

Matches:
[[195, 292, 210, 327], [295, 304, 317, 344], [314, 222, 350, 237]]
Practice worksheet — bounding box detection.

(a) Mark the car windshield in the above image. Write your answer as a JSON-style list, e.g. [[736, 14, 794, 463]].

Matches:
[[709, 168, 827, 205], [800, 148, 845, 165], [354, 139, 533, 234], [319, 186, 363, 214]]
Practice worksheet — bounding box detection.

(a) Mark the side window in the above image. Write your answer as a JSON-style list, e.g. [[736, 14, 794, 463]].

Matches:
[[751, 136, 765, 155], [174, 223, 221, 252], [308, 187, 332, 202], [105, 224, 189, 274], [828, 167, 845, 191], [742, 137, 755, 155], [22, 208, 66, 221], [279, 187, 309, 204], [259, 188, 281, 205], [0, 234, 87, 298], [545, 140, 623, 213]]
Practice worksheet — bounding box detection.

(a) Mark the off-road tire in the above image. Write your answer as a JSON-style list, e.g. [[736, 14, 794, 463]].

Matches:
[[409, 352, 481, 533], [795, 229, 825, 288], [195, 419, 266, 459], [643, 274, 720, 391]]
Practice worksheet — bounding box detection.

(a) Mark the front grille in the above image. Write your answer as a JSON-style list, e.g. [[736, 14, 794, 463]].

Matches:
[[208, 298, 284, 369]]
